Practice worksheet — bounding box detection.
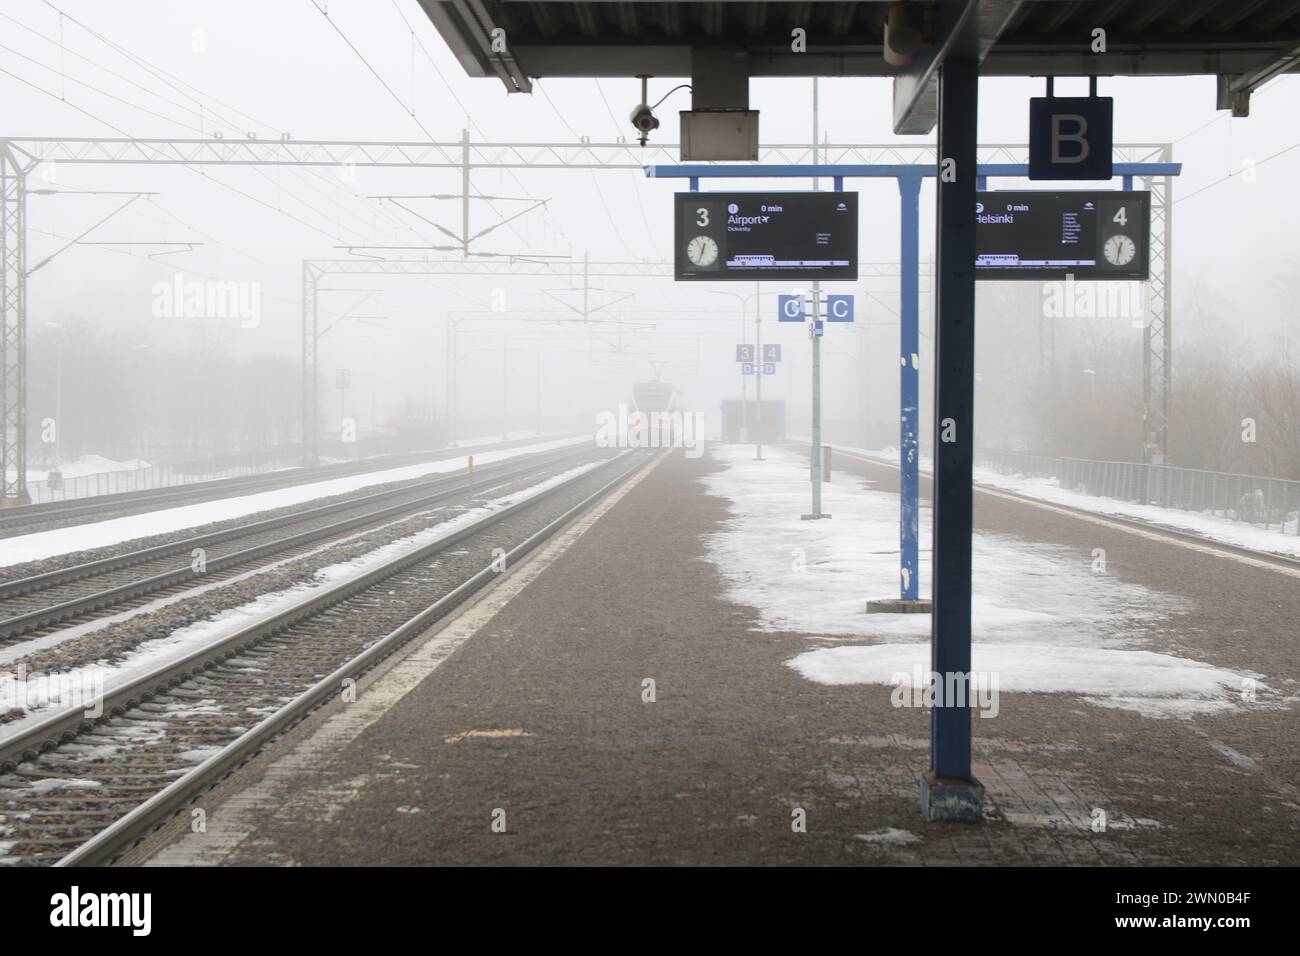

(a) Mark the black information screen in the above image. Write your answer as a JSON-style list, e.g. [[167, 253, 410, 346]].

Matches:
[[674, 191, 858, 281], [974, 190, 1150, 280]]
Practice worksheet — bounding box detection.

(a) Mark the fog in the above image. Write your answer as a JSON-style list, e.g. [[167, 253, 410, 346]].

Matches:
[[5, 0, 1299, 483]]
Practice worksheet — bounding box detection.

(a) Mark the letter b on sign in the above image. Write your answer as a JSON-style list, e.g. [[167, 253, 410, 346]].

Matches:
[[1028, 96, 1113, 180]]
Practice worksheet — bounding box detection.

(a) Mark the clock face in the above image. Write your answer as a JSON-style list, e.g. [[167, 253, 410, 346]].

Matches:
[[1103, 233, 1136, 267], [686, 235, 719, 267]]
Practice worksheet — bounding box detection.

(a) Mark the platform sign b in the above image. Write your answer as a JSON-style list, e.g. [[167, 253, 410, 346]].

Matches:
[[736, 344, 754, 362], [1029, 96, 1113, 180]]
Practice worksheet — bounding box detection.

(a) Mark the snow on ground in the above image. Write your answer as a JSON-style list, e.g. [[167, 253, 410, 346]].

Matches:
[[972, 468, 1300, 558], [0, 436, 590, 569], [25, 455, 152, 482], [701, 444, 1265, 718], [789, 644, 1253, 719], [830, 440, 1300, 560], [702, 444, 1182, 642], [0, 460, 602, 733], [0, 476, 485, 666], [451, 430, 546, 448]]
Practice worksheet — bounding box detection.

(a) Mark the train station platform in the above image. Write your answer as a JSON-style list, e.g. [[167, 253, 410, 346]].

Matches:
[[132, 445, 1299, 866]]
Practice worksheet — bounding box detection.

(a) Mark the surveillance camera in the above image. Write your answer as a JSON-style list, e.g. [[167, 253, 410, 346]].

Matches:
[[629, 103, 659, 145]]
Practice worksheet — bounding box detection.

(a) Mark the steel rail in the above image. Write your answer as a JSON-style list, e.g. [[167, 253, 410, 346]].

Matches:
[[0, 450, 634, 772], [0, 435, 573, 530], [53, 449, 649, 866], [0, 445, 594, 641], [0, 442, 588, 605]]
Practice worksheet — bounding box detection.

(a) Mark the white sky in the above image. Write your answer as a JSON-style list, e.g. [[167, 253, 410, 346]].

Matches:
[[3, 0, 1298, 434]]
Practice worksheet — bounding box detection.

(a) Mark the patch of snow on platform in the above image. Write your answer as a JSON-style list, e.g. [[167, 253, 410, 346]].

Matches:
[[700, 444, 1181, 643], [700, 444, 1261, 718], [788, 643, 1253, 717]]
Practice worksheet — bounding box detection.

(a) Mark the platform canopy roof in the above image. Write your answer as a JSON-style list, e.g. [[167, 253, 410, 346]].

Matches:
[[418, 0, 1300, 131]]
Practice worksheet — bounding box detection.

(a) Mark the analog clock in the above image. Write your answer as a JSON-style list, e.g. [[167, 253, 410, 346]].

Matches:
[[686, 235, 719, 267], [1102, 234, 1136, 267]]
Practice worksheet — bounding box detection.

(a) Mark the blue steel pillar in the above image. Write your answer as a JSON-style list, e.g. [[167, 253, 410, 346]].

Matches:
[[921, 56, 984, 821], [898, 173, 922, 601]]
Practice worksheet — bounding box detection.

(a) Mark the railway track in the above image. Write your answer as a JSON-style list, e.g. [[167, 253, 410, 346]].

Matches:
[[823, 445, 1300, 573], [0, 447, 651, 866], [0, 435, 570, 537], [0, 443, 595, 647]]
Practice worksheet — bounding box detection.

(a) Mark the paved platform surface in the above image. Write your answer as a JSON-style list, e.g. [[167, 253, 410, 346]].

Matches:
[[139, 448, 1299, 866]]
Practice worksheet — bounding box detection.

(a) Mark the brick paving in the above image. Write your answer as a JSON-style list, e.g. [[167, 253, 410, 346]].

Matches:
[[142, 448, 1299, 866]]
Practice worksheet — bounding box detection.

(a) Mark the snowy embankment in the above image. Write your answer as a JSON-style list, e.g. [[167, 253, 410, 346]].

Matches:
[[700, 444, 1266, 718], [0, 436, 590, 569], [834, 441, 1300, 560], [0, 461, 601, 730]]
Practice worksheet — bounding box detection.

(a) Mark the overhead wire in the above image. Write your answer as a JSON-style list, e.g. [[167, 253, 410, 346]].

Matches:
[[307, 0, 546, 260], [595, 77, 658, 258], [1175, 137, 1300, 204], [1, 32, 381, 245], [537, 79, 639, 261], [386, 0, 574, 255], [32, 0, 433, 248]]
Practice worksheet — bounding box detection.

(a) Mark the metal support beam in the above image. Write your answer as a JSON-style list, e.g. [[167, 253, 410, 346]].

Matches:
[[754, 295, 764, 462], [1143, 147, 1174, 464], [647, 162, 1181, 181], [303, 262, 320, 466], [1, 144, 27, 503], [1220, 36, 1300, 116], [1216, 74, 1253, 117], [893, 0, 1025, 135], [804, 82, 825, 519], [898, 173, 923, 601], [419, 0, 531, 93], [7, 138, 930, 171], [924, 56, 983, 819], [461, 130, 471, 257]]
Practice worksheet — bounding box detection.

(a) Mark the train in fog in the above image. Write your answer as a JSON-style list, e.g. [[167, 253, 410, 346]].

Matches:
[[631, 380, 680, 416]]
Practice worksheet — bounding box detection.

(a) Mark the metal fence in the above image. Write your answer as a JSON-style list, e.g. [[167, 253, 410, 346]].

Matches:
[[24, 450, 298, 504], [21, 433, 436, 504], [975, 448, 1300, 536]]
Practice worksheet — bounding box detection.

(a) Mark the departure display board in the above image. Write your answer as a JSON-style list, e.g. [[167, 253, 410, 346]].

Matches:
[[674, 192, 858, 281], [974, 190, 1150, 280]]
